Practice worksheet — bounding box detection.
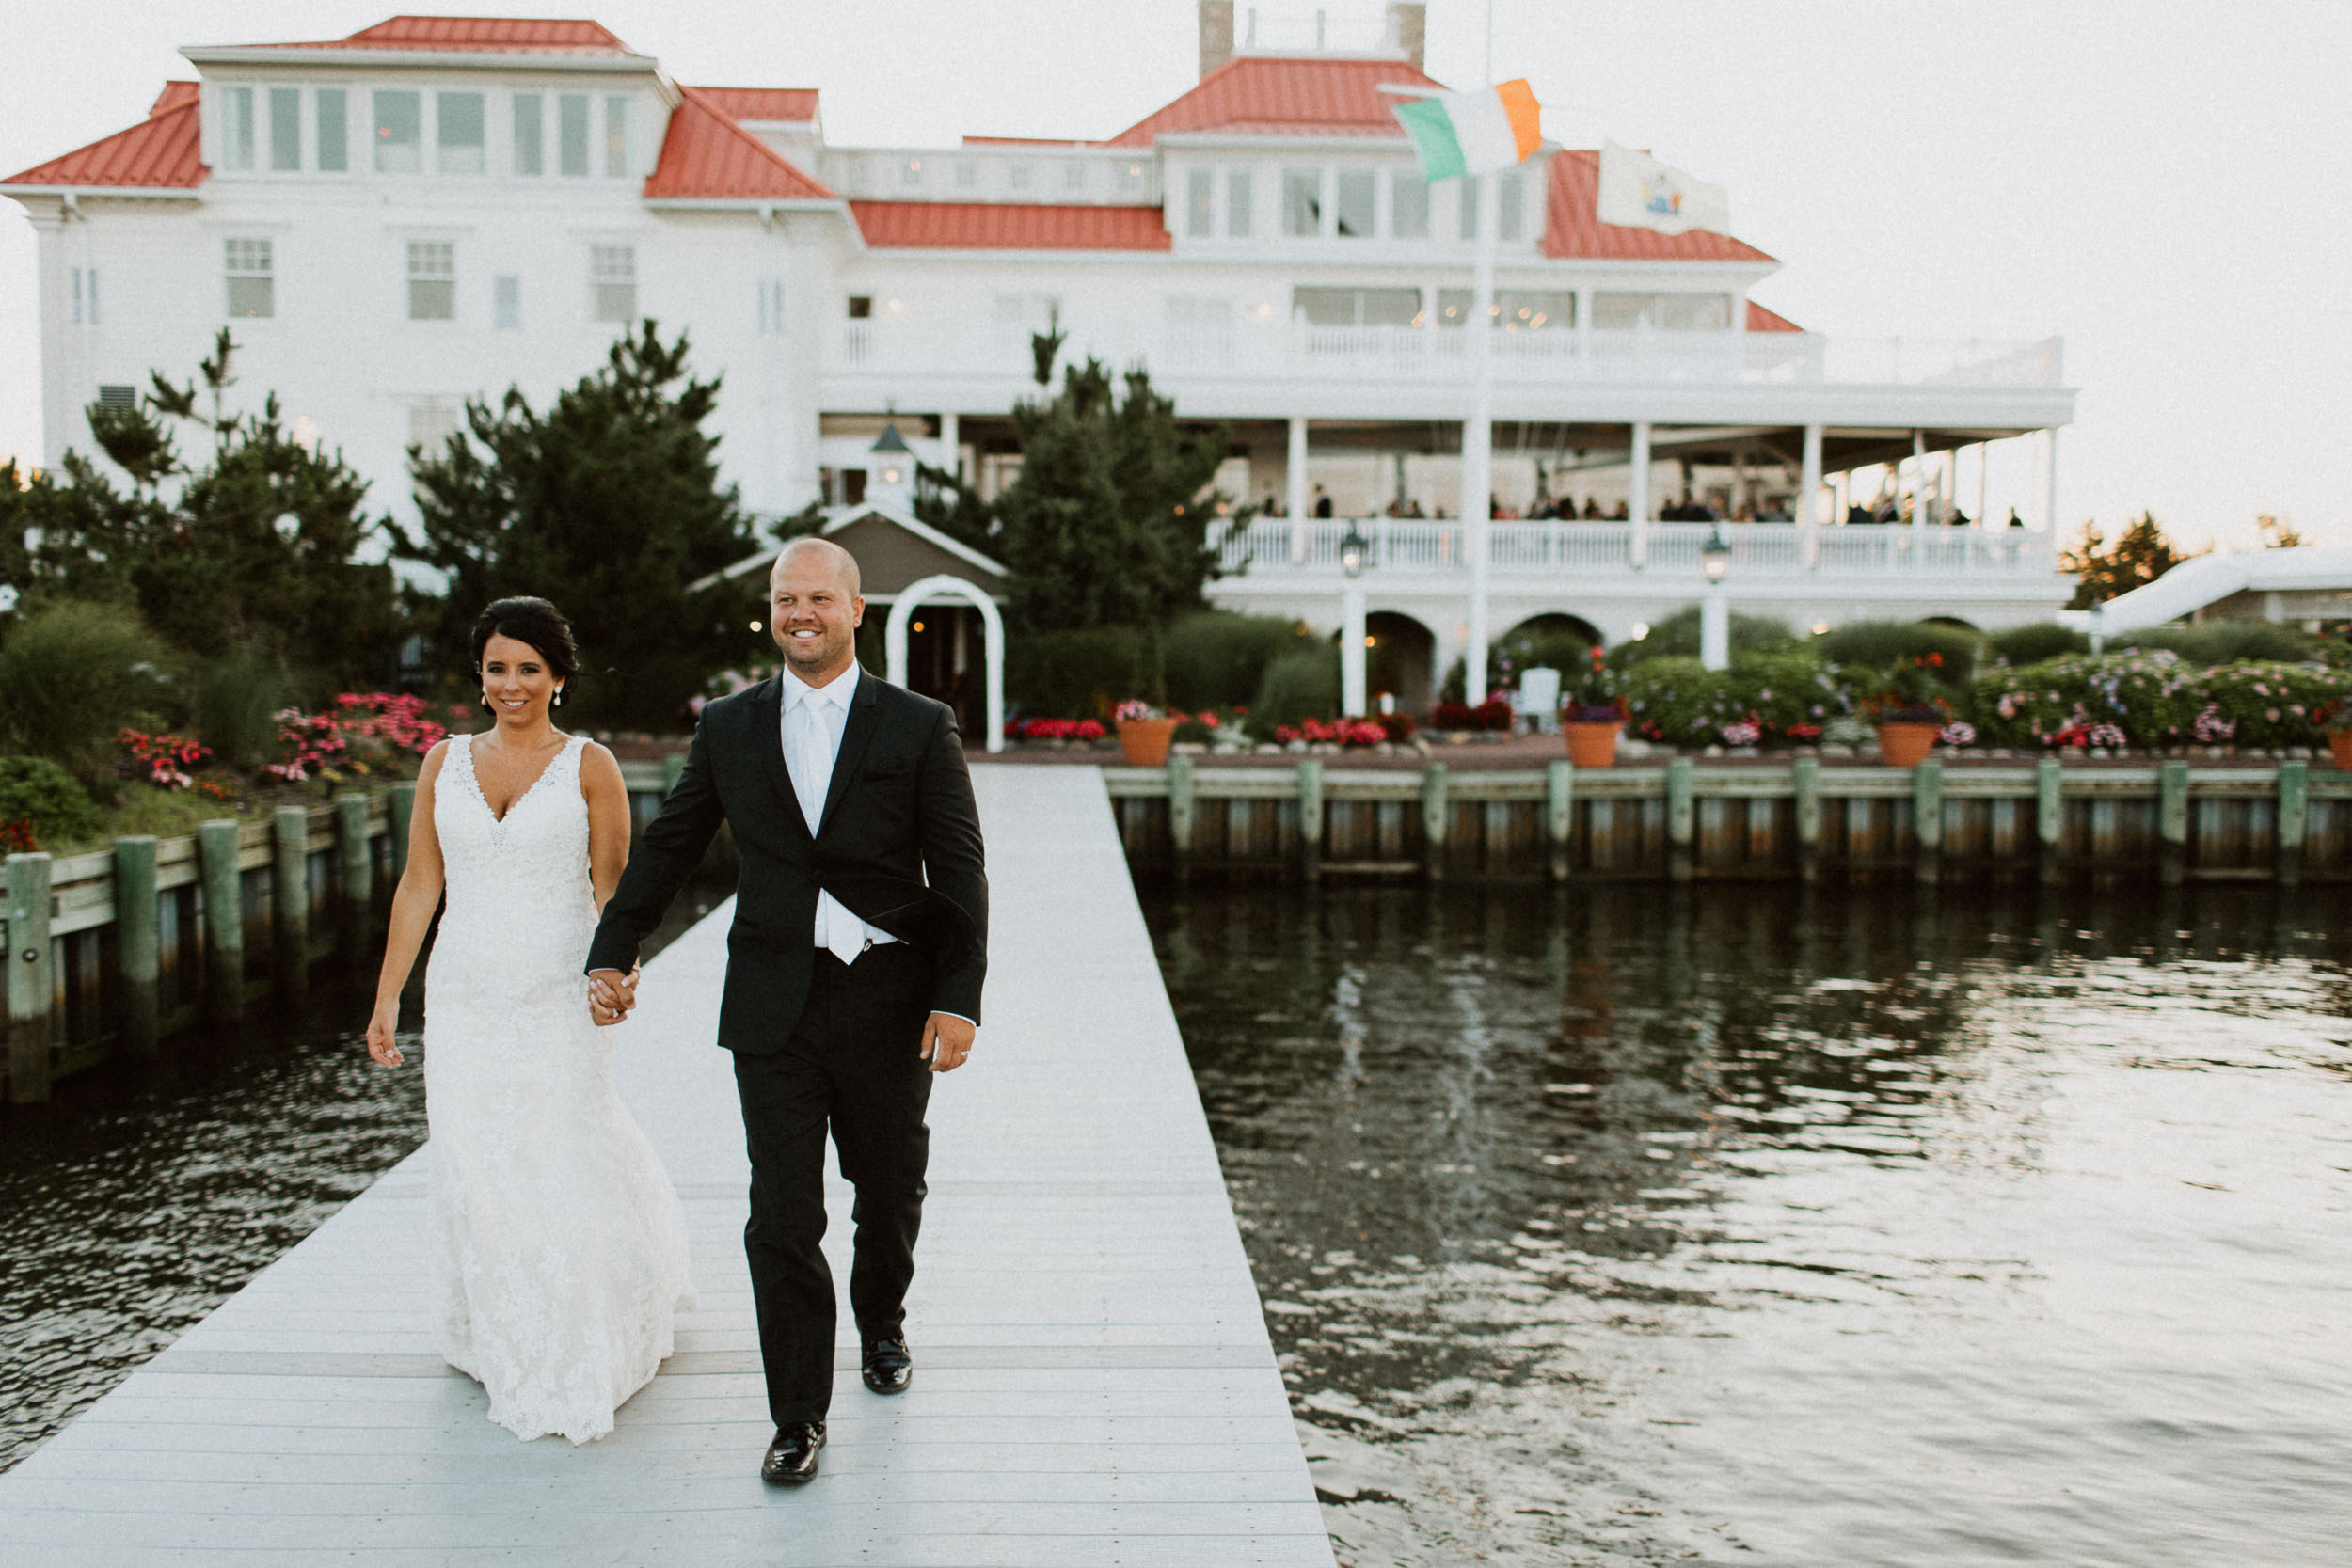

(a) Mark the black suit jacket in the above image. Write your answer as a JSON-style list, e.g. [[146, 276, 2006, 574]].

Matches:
[[584, 668, 989, 1053]]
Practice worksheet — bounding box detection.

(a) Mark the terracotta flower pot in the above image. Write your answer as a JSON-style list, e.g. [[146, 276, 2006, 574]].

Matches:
[[2328, 729, 2352, 770], [1116, 716, 1180, 766], [1563, 720, 1622, 769], [1876, 721, 1941, 768]]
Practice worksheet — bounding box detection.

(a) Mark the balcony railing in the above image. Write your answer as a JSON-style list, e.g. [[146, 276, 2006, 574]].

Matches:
[[1215, 518, 2058, 579], [834, 320, 2065, 390]]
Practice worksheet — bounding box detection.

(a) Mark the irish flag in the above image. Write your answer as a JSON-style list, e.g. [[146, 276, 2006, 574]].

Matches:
[[1393, 81, 1542, 182]]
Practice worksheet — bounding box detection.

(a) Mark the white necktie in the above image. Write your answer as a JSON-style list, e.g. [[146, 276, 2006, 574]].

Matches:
[[791, 689, 873, 968]]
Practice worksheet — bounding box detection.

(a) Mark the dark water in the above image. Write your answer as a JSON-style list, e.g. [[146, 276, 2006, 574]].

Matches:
[[1147, 881, 2352, 1568], [0, 874, 732, 1474]]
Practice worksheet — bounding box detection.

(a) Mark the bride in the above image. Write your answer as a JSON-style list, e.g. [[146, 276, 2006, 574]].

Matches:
[[365, 595, 695, 1443]]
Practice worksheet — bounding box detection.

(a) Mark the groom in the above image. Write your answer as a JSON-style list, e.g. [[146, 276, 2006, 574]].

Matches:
[[584, 536, 988, 1487]]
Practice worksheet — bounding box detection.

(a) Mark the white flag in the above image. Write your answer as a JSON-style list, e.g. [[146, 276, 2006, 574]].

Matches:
[[1597, 140, 1730, 236]]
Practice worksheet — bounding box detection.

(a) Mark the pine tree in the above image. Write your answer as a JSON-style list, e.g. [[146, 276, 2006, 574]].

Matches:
[[400, 323, 760, 730], [2062, 512, 2199, 609]]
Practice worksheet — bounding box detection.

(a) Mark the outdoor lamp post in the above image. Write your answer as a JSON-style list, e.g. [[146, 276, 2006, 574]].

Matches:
[[1700, 525, 1732, 673], [1340, 522, 1371, 717]]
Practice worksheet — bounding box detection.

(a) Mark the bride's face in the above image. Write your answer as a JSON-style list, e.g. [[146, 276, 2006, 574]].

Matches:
[[481, 633, 562, 726]]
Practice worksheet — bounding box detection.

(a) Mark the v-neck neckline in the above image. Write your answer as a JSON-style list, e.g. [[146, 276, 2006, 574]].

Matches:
[[469, 732, 570, 826]]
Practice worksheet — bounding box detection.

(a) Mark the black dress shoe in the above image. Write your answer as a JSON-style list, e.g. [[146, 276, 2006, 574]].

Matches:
[[761, 1421, 823, 1485], [861, 1338, 914, 1395]]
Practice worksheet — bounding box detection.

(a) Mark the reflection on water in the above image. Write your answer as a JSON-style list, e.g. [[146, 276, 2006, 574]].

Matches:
[[0, 873, 732, 1474], [1148, 883, 2352, 1568]]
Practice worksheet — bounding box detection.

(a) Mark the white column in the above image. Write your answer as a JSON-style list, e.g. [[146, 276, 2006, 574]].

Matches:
[[2045, 426, 2061, 535], [1976, 440, 1990, 528], [1700, 581, 1729, 672], [1629, 420, 1652, 567], [1286, 415, 1309, 562], [1461, 168, 1499, 703], [938, 411, 960, 483], [1799, 422, 1824, 568], [1341, 583, 1368, 717], [1909, 429, 1927, 530]]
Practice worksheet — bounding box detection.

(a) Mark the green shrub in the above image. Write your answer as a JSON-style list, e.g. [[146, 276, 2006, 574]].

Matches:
[[2122, 621, 2322, 667], [1249, 646, 1341, 736], [1623, 650, 1850, 746], [1162, 611, 1310, 711], [1813, 619, 1984, 686], [1974, 651, 2207, 748], [0, 755, 103, 847], [2197, 662, 2352, 748], [1615, 604, 1799, 665], [193, 646, 297, 768], [1989, 621, 2088, 666], [1721, 650, 1851, 739], [0, 601, 169, 777], [1005, 626, 1148, 719]]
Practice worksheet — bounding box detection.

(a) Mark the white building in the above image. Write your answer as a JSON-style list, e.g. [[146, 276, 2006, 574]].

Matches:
[[5, 8, 2077, 717]]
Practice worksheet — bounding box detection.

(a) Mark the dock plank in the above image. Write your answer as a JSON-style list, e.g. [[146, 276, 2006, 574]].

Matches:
[[0, 767, 1330, 1567]]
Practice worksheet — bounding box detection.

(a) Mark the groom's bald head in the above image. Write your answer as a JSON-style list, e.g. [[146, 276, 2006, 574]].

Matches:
[[773, 536, 860, 599]]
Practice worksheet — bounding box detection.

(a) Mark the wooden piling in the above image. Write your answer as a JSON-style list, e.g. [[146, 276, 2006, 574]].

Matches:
[[1792, 754, 1822, 882], [2157, 760, 2190, 887], [6, 852, 54, 1103], [1296, 759, 1324, 884], [2278, 759, 2309, 887], [336, 794, 373, 959], [1420, 764, 1449, 881], [388, 784, 416, 884], [1167, 756, 1196, 884], [2035, 757, 2064, 884], [1914, 759, 1945, 885], [1665, 756, 1694, 882], [113, 837, 161, 1059], [198, 820, 245, 1025], [272, 806, 310, 996], [1545, 760, 1573, 882]]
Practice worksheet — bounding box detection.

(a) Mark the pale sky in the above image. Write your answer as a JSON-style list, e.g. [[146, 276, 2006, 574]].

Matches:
[[3, 0, 2347, 550]]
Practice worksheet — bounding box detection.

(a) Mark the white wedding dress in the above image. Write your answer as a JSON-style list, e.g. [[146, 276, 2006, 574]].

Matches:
[[423, 733, 696, 1443]]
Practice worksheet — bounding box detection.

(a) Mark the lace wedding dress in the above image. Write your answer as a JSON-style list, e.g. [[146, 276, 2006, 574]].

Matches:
[[424, 733, 696, 1443]]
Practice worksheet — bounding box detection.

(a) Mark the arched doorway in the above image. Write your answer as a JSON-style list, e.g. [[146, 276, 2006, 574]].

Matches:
[[1497, 611, 1605, 683], [884, 575, 1006, 753], [1365, 611, 1437, 715]]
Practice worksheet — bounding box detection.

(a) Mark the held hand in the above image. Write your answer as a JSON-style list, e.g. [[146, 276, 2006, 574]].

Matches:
[[588, 966, 641, 1028], [920, 1013, 976, 1073], [365, 1000, 405, 1067]]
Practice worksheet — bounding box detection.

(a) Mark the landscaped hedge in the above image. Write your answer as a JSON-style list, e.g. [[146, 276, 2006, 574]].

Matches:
[[1974, 652, 2349, 751], [1622, 652, 1853, 747]]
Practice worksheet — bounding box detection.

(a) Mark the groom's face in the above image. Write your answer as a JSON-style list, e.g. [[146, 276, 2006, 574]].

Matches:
[[769, 547, 863, 680]]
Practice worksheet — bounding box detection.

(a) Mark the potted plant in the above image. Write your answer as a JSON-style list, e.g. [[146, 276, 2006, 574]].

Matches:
[[2320, 699, 2352, 769], [1863, 654, 1952, 768], [1560, 645, 1625, 768], [1113, 699, 1181, 766]]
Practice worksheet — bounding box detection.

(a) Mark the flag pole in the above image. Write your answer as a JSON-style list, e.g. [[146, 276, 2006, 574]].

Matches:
[[1462, 167, 1498, 706]]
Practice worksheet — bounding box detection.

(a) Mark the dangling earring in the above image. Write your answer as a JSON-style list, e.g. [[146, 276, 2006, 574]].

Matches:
[[481, 691, 492, 711], [552, 685, 565, 708]]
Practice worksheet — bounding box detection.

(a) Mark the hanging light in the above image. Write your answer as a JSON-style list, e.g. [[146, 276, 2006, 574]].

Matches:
[[1701, 525, 1732, 583], [1340, 521, 1371, 578]]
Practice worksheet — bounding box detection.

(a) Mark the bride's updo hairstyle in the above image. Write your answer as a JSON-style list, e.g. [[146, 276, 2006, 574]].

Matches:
[[469, 596, 582, 690]]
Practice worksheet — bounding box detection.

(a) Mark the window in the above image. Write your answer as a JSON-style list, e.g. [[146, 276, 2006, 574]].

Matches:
[[558, 94, 589, 177], [1185, 169, 1213, 238], [847, 295, 872, 319], [408, 403, 458, 454], [1458, 176, 1478, 240], [1497, 169, 1525, 243], [589, 245, 636, 323], [493, 275, 520, 329], [268, 87, 301, 171], [1334, 169, 1375, 238], [955, 160, 977, 189], [316, 88, 347, 170], [225, 238, 274, 318], [1294, 287, 1420, 327], [96, 385, 136, 408], [406, 241, 454, 321], [1391, 171, 1429, 239], [1449, 289, 1572, 330], [1118, 160, 1146, 194], [1008, 162, 1031, 190], [1282, 167, 1321, 236], [222, 87, 256, 171], [603, 96, 630, 177], [1063, 163, 1084, 190], [513, 94, 543, 176], [1226, 168, 1252, 237], [71, 266, 99, 325], [437, 92, 485, 174], [901, 157, 923, 187], [1593, 293, 1732, 331], [757, 277, 786, 334], [373, 90, 421, 173]]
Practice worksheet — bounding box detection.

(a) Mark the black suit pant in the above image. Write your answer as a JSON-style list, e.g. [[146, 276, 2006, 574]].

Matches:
[[732, 942, 933, 1426]]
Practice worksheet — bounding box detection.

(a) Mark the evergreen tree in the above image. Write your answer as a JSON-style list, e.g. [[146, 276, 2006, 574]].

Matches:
[[401, 323, 760, 731], [2062, 512, 2199, 609], [11, 330, 404, 690]]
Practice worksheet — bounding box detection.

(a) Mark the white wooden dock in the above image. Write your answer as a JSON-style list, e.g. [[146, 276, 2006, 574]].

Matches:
[[0, 767, 1333, 1567]]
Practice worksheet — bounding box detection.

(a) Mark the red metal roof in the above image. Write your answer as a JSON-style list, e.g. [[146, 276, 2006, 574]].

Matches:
[[3, 92, 203, 189], [1747, 300, 1803, 333], [643, 85, 834, 200], [1540, 149, 1774, 263], [246, 16, 637, 54], [1107, 55, 1441, 146], [851, 202, 1170, 251], [692, 87, 819, 124]]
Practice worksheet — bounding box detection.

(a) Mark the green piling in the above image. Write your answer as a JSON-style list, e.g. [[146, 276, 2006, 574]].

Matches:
[[6, 852, 54, 1103], [199, 820, 245, 1025], [113, 836, 161, 1058]]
